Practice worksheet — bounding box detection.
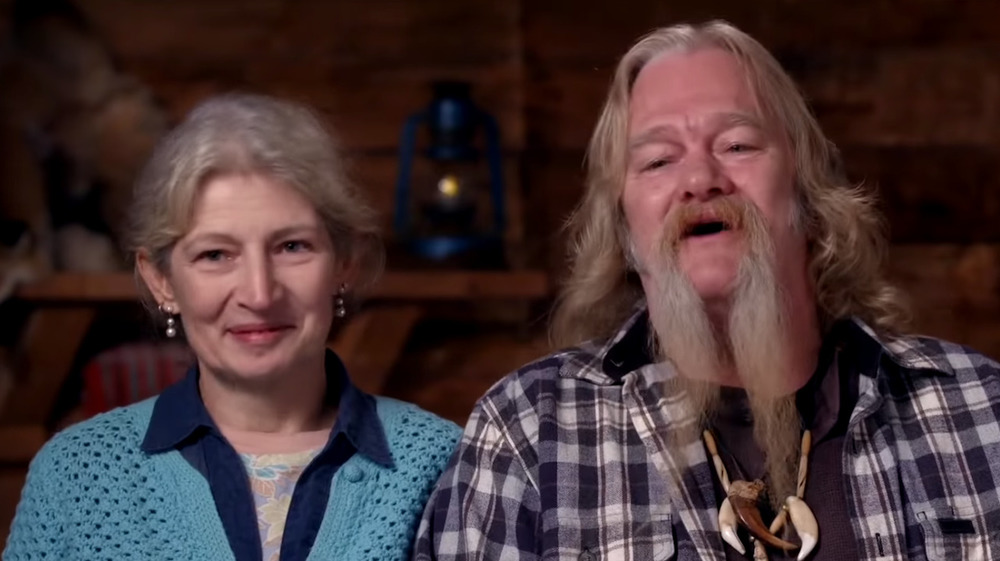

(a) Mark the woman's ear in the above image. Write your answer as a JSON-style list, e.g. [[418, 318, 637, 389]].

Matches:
[[136, 249, 176, 308], [336, 255, 362, 294]]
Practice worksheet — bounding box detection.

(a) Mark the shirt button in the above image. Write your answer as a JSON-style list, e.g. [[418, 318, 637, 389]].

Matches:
[[579, 548, 596, 561], [343, 465, 364, 482]]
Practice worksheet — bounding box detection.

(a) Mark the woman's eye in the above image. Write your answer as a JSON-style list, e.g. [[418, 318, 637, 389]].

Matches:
[[197, 249, 226, 262]]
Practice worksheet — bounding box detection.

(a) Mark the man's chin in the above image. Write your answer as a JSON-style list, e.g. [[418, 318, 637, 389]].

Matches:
[[678, 255, 741, 298], [686, 274, 738, 304]]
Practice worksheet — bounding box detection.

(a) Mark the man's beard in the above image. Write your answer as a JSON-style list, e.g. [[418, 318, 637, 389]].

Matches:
[[642, 196, 801, 507]]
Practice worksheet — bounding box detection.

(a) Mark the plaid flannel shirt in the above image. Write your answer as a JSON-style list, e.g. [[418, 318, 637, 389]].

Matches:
[[414, 307, 1000, 560]]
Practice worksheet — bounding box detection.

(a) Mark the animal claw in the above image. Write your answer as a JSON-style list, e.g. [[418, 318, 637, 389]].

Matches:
[[785, 496, 818, 560], [718, 497, 745, 554], [729, 481, 797, 551]]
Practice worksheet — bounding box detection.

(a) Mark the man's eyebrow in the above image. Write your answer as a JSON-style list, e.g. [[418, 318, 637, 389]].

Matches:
[[627, 112, 765, 152], [627, 125, 676, 152], [712, 111, 765, 130]]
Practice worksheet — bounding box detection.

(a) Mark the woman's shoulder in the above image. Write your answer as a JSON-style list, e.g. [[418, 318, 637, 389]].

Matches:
[[29, 398, 157, 474], [371, 396, 461, 457]]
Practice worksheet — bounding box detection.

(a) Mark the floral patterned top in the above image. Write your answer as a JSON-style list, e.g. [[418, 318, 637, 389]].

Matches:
[[220, 426, 331, 561], [240, 449, 323, 561]]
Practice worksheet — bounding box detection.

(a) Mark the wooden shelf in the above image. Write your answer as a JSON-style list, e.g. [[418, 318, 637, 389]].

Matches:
[[14, 270, 551, 303], [1, 268, 551, 477]]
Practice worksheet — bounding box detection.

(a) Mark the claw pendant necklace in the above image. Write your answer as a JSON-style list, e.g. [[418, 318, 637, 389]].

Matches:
[[703, 430, 819, 561]]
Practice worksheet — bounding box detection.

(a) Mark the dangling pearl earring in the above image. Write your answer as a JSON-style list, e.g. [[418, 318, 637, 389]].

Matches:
[[160, 304, 178, 338], [335, 284, 348, 318]]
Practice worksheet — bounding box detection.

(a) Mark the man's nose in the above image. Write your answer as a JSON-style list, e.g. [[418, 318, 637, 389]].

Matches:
[[679, 153, 733, 202]]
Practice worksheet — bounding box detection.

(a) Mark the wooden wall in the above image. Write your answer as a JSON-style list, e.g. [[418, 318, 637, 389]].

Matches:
[[4, 0, 1000, 413], [3, 0, 1000, 546], [518, 0, 1000, 360]]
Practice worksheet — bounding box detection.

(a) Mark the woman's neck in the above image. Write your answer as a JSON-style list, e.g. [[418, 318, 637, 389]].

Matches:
[[198, 355, 336, 434]]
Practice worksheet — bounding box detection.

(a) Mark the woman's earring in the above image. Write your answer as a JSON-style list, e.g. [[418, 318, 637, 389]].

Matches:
[[160, 304, 178, 338], [335, 284, 348, 318]]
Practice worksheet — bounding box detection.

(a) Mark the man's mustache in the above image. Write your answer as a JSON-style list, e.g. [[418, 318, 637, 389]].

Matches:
[[659, 197, 759, 251]]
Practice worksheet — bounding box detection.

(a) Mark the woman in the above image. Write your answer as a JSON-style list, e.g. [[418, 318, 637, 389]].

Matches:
[[4, 93, 461, 561]]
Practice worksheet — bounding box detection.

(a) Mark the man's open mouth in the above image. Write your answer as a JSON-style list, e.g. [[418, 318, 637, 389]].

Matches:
[[683, 220, 730, 238]]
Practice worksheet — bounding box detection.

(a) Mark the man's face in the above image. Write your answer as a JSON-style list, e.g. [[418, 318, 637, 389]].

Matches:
[[622, 47, 805, 305]]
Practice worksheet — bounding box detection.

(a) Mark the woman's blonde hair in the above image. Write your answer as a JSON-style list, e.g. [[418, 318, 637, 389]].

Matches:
[[123, 92, 384, 303], [551, 20, 908, 347]]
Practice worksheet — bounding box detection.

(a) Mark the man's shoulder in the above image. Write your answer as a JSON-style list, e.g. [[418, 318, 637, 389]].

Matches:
[[881, 331, 1000, 380], [469, 338, 618, 431], [483, 339, 609, 396]]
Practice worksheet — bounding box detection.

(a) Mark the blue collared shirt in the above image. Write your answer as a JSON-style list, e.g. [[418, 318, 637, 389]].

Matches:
[[141, 350, 393, 561]]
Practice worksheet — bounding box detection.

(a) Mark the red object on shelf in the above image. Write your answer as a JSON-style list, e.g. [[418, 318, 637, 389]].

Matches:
[[81, 342, 194, 417]]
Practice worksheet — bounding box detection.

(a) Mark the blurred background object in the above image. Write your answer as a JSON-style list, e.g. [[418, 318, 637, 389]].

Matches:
[[393, 80, 509, 268]]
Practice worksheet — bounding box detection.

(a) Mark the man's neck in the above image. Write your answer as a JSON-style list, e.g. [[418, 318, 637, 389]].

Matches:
[[707, 303, 822, 397]]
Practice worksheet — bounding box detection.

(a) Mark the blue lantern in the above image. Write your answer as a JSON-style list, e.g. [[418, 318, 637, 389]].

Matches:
[[394, 81, 506, 263]]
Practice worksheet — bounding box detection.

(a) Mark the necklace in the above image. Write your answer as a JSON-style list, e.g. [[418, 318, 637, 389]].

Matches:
[[703, 429, 818, 561]]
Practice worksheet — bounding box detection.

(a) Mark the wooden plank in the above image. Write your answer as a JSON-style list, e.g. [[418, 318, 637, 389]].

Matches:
[[0, 308, 96, 425], [841, 145, 1000, 243], [329, 305, 424, 395], [0, 425, 48, 464], [780, 49, 1000, 147], [0, 349, 12, 420], [524, 49, 1000, 152], [753, 1, 1000, 51], [14, 274, 138, 302], [140, 67, 524, 153], [525, 0, 825, 66], [889, 243, 1000, 359], [521, 151, 587, 271], [373, 271, 549, 300], [75, 0, 524, 150], [328, 312, 377, 364], [0, 467, 29, 551], [79, 0, 519, 68], [14, 271, 550, 303], [524, 64, 609, 151], [524, 1, 1000, 64]]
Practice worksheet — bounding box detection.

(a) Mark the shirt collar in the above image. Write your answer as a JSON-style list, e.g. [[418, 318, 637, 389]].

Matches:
[[141, 349, 394, 468], [577, 302, 956, 383]]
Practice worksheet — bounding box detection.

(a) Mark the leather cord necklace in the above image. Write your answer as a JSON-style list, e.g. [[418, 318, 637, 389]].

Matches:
[[703, 430, 819, 561]]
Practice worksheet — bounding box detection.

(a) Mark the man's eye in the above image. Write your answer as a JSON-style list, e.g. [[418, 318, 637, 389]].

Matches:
[[642, 158, 672, 172], [281, 240, 311, 253]]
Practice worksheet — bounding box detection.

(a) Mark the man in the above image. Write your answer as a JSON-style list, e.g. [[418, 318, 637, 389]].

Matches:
[[414, 20, 1000, 561]]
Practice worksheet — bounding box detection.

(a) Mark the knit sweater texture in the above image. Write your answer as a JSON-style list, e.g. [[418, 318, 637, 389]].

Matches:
[[3, 396, 460, 560]]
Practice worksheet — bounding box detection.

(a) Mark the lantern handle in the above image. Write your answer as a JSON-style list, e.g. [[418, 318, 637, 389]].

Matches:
[[394, 112, 426, 236], [479, 109, 506, 237]]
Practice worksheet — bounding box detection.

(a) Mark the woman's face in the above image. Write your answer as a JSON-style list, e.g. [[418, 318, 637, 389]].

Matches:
[[140, 173, 344, 386]]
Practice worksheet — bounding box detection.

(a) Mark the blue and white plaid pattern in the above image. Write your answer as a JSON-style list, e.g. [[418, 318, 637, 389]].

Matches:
[[414, 309, 1000, 560]]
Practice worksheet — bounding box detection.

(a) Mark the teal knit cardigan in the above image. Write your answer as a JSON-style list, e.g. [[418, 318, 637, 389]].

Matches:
[[3, 396, 460, 560]]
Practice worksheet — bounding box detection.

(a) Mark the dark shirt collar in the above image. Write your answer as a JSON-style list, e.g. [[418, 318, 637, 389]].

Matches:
[[601, 309, 654, 381], [141, 349, 393, 468]]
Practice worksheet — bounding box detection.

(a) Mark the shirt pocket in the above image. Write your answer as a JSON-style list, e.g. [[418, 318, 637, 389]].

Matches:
[[917, 508, 1000, 561], [541, 511, 675, 561]]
